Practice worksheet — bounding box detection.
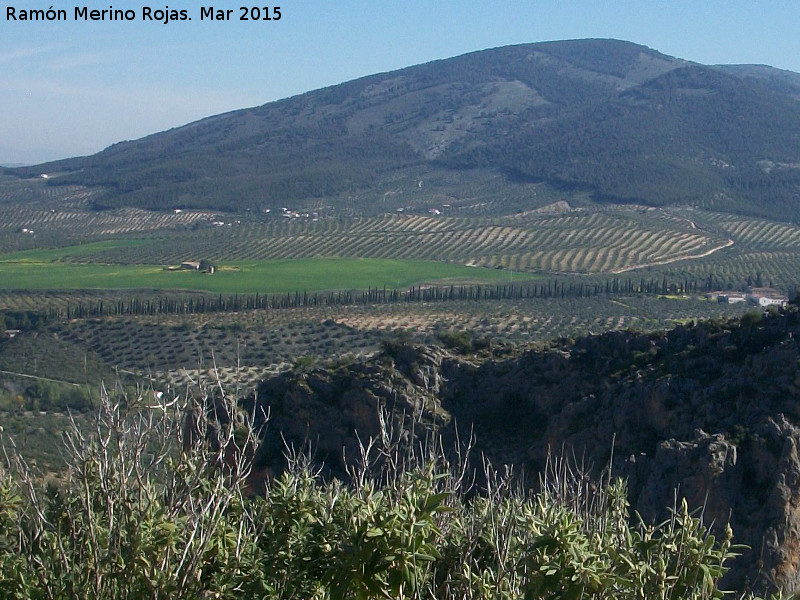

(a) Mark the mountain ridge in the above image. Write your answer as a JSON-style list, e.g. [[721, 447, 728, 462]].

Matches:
[[9, 38, 800, 220]]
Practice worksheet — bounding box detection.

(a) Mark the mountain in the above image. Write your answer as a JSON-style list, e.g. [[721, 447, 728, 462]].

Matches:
[[10, 39, 800, 219], [715, 63, 800, 100]]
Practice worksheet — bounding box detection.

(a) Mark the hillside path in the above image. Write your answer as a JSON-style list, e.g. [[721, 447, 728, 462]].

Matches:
[[611, 238, 734, 274]]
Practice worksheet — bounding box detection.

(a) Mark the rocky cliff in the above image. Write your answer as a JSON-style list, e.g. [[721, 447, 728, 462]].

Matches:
[[246, 307, 800, 593]]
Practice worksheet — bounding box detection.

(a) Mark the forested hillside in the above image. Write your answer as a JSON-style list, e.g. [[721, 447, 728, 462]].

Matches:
[[9, 39, 800, 220]]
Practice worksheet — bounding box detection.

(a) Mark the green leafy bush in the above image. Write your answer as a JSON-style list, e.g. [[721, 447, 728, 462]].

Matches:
[[0, 388, 788, 599], [0, 385, 264, 600]]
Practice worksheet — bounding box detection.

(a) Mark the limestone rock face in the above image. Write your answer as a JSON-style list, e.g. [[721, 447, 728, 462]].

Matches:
[[247, 310, 800, 593], [759, 417, 800, 592], [248, 344, 451, 480], [620, 419, 800, 592]]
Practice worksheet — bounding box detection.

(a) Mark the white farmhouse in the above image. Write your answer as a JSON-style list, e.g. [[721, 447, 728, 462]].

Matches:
[[746, 287, 789, 308]]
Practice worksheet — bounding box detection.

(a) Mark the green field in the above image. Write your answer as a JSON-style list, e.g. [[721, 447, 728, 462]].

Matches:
[[0, 239, 153, 262], [0, 254, 531, 294]]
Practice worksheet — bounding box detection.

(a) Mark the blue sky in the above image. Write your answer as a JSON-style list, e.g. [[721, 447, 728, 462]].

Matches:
[[2, 0, 799, 165]]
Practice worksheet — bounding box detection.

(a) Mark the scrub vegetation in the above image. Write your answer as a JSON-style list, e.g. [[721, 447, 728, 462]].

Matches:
[[0, 387, 780, 600]]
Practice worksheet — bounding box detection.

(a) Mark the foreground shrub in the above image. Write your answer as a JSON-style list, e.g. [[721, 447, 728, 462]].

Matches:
[[0, 389, 786, 599], [0, 385, 264, 600]]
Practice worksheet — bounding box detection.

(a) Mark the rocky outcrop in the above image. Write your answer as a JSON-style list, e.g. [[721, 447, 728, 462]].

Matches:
[[247, 308, 800, 593]]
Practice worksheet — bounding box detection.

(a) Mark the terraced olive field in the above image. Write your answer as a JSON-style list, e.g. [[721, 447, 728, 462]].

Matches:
[[0, 175, 217, 253], [0, 202, 738, 285], [638, 207, 800, 291], [4, 172, 800, 294], [17, 210, 722, 273], [1, 175, 798, 420], [1, 294, 752, 397]]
